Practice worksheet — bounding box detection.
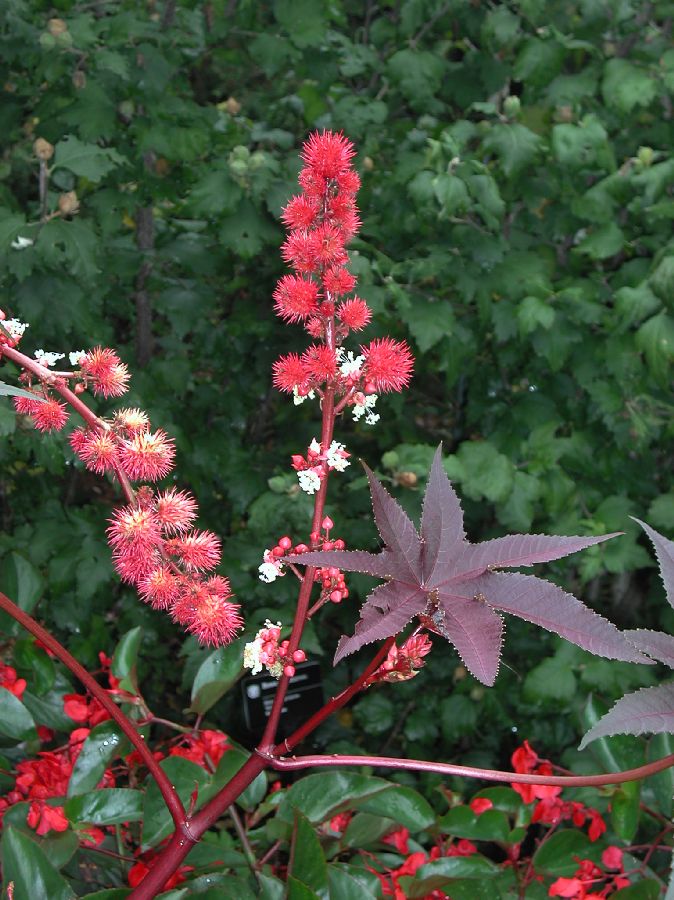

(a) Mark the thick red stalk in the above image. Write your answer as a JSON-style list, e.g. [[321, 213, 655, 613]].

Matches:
[[0, 591, 185, 828], [264, 751, 674, 787]]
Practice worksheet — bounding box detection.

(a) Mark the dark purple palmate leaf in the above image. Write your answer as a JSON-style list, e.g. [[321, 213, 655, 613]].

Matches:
[[632, 517, 674, 610], [580, 519, 674, 747], [624, 629, 674, 669], [579, 683, 674, 749], [290, 446, 651, 685]]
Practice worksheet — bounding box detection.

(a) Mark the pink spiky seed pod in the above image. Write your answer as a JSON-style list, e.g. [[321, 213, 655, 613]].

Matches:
[[107, 506, 163, 556], [113, 408, 150, 433], [138, 566, 183, 610], [155, 488, 198, 534], [322, 266, 356, 296], [76, 429, 119, 475], [302, 344, 337, 382], [272, 353, 310, 394], [300, 131, 356, 179], [307, 222, 348, 268], [172, 577, 242, 646], [167, 529, 221, 572], [337, 298, 372, 332], [31, 397, 69, 432], [81, 347, 130, 398], [118, 429, 175, 482], [13, 395, 42, 416], [273, 275, 320, 323], [281, 195, 318, 230], [281, 229, 318, 275], [361, 337, 414, 392]]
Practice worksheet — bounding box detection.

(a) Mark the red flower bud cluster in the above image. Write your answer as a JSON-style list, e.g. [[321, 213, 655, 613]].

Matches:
[[370, 633, 433, 684], [0, 662, 27, 700]]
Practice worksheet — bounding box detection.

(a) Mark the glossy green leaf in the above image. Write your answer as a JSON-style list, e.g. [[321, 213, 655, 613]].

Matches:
[[611, 780, 641, 843], [209, 748, 267, 811], [401, 854, 499, 897], [2, 826, 75, 900], [53, 135, 125, 182], [327, 865, 378, 900], [142, 757, 210, 849], [533, 830, 592, 876], [189, 639, 243, 715], [67, 721, 125, 796], [65, 788, 143, 826], [438, 805, 510, 843], [278, 772, 393, 825], [80, 891, 131, 899], [111, 626, 142, 694], [1, 552, 43, 618], [289, 810, 328, 898], [646, 732, 674, 817], [341, 812, 395, 849], [612, 880, 661, 898], [286, 877, 320, 900], [0, 686, 37, 741], [358, 784, 434, 831]]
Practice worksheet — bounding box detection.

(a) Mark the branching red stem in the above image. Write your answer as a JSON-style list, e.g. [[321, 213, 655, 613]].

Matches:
[[0, 591, 186, 830]]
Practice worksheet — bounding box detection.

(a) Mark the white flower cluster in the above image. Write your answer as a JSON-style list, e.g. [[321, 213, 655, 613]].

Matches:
[[243, 620, 284, 678], [34, 349, 65, 367], [293, 386, 315, 406], [258, 548, 285, 583], [69, 350, 87, 366], [3, 319, 29, 340], [325, 440, 350, 472], [337, 348, 364, 378], [298, 469, 322, 494], [353, 393, 380, 425]]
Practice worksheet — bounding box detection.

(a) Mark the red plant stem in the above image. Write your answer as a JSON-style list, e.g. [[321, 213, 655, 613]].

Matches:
[[261, 750, 674, 787], [0, 591, 186, 830]]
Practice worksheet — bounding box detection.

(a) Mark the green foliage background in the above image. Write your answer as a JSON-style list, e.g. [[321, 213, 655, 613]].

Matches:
[[1, 0, 674, 773]]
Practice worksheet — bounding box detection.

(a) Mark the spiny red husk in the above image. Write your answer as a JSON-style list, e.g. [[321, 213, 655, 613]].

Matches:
[[167, 529, 221, 571], [302, 344, 337, 381], [362, 337, 414, 392], [272, 353, 309, 393], [118, 429, 175, 481], [81, 347, 130, 398], [273, 275, 320, 322], [76, 429, 119, 475], [31, 397, 69, 432], [172, 577, 243, 645], [155, 488, 198, 534], [300, 131, 356, 179], [337, 298, 372, 331]]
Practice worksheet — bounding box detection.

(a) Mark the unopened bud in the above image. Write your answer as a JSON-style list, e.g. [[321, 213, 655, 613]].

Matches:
[[638, 146, 654, 167], [453, 665, 468, 682], [47, 18, 68, 36], [396, 471, 418, 488], [278, 536, 292, 550], [33, 138, 54, 161], [283, 664, 295, 678], [224, 96, 241, 115], [503, 95, 520, 118], [72, 70, 87, 90], [363, 156, 375, 172], [292, 649, 306, 663], [58, 191, 79, 216], [322, 516, 334, 531]]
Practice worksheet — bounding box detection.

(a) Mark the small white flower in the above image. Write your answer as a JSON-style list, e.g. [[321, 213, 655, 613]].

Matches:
[[298, 469, 322, 494], [309, 437, 321, 455], [326, 440, 350, 472], [3, 319, 29, 340], [293, 386, 315, 406], [34, 349, 65, 367], [338, 350, 365, 378], [258, 562, 281, 583], [69, 350, 87, 366], [353, 393, 379, 424], [11, 236, 33, 251], [243, 637, 264, 675]]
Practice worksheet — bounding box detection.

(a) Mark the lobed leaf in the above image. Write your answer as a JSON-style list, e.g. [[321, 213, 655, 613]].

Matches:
[[624, 629, 674, 668], [632, 518, 674, 610], [580, 683, 674, 749]]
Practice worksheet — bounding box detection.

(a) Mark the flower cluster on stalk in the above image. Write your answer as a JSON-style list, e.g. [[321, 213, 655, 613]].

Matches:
[[1, 318, 242, 648]]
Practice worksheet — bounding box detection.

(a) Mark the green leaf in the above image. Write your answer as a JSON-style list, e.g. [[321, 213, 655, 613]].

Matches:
[[647, 494, 674, 531], [523, 658, 577, 702], [279, 772, 398, 825], [518, 296, 555, 334], [387, 49, 446, 108], [65, 788, 143, 826], [1, 552, 43, 618], [80, 891, 131, 899], [405, 855, 500, 896], [112, 626, 142, 694], [0, 686, 37, 741], [646, 732, 674, 817], [358, 785, 434, 831], [142, 757, 210, 849], [404, 299, 455, 353], [37, 220, 99, 281], [438, 805, 510, 843], [289, 811, 328, 898], [53, 135, 125, 182], [574, 223, 624, 260], [445, 442, 515, 504], [432, 174, 470, 217], [636, 312, 674, 386], [552, 116, 612, 171], [341, 813, 395, 848], [210, 748, 267, 811], [2, 826, 75, 900], [0, 382, 47, 401], [189, 640, 243, 715], [482, 124, 543, 177], [611, 881, 661, 899], [602, 59, 657, 113], [274, 0, 327, 48], [649, 255, 674, 304], [610, 779, 640, 842], [440, 695, 479, 741], [68, 721, 125, 796], [533, 829, 592, 876], [286, 877, 320, 900], [327, 865, 378, 900], [353, 693, 394, 735]]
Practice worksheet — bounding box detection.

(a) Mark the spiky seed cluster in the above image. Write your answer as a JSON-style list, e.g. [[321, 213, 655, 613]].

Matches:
[[271, 131, 413, 415], [107, 495, 241, 646]]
